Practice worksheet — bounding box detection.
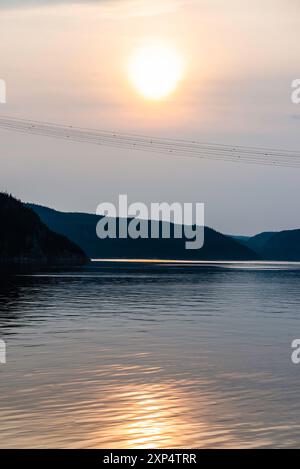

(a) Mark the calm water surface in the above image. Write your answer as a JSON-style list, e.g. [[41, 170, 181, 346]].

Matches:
[[0, 261, 300, 448]]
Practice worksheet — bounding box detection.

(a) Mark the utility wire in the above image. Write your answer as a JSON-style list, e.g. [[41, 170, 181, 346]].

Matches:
[[0, 115, 299, 168]]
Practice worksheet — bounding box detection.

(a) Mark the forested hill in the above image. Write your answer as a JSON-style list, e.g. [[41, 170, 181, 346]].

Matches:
[[236, 229, 300, 261], [0, 193, 88, 267], [29, 203, 259, 261]]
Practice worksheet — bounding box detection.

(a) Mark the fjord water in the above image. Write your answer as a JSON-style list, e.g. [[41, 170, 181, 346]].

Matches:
[[0, 261, 300, 448]]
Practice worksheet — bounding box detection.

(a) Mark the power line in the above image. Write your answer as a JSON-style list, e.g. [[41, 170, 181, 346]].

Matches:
[[0, 115, 300, 168]]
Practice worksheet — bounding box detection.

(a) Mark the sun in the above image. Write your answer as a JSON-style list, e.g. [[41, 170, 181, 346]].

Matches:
[[128, 43, 183, 101]]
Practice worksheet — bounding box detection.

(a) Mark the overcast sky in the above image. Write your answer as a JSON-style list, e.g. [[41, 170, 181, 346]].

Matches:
[[0, 0, 300, 235]]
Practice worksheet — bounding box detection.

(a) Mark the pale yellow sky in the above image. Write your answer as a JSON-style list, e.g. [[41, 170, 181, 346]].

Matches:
[[1, 0, 299, 131]]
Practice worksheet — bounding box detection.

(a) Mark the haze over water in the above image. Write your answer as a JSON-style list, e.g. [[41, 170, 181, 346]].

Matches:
[[0, 261, 300, 448]]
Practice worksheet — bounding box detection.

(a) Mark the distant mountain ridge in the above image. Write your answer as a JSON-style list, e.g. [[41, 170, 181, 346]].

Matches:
[[236, 230, 300, 261], [0, 193, 88, 267], [28, 203, 259, 261]]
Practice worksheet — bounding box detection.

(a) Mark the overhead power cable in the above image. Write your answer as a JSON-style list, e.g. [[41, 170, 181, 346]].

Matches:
[[0, 115, 300, 168]]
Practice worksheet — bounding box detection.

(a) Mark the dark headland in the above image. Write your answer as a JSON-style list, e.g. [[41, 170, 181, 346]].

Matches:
[[0, 193, 88, 268]]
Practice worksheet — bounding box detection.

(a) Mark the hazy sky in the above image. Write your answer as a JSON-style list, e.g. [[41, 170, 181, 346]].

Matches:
[[0, 0, 300, 234]]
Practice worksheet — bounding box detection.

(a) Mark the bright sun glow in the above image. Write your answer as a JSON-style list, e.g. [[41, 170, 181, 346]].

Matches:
[[128, 43, 183, 101]]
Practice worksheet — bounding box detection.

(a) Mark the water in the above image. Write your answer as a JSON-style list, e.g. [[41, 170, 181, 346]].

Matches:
[[0, 261, 300, 448]]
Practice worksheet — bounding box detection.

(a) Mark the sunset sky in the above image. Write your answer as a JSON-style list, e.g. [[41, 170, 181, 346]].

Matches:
[[1, 0, 300, 234]]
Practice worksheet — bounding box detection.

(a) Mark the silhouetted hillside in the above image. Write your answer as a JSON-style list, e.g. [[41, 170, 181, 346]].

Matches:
[[28, 203, 259, 261], [239, 229, 300, 261], [0, 193, 88, 267], [233, 232, 275, 253]]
